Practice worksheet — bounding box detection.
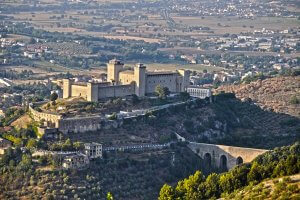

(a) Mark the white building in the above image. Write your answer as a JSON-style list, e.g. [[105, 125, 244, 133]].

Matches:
[[84, 142, 102, 159], [186, 86, 212, 99]]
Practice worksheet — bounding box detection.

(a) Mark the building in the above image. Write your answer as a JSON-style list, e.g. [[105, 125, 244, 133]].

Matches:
[[186, 86, 212, 99], [0, 137, 12, 155], [62, 59, 190, 101], [62, 153, 89, 169], [84, 142, 102, 159]]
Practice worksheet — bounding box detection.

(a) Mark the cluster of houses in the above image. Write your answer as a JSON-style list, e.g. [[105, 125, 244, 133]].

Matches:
[[196, 28, 299, 53], [23, 44, 50, 60], [62, 142, 103, 169], [170, 0, 296, 18], [0, 137, 103, 169]]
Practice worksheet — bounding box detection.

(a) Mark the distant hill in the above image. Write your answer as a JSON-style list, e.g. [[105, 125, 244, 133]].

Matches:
[[215, 76, 300, 117]]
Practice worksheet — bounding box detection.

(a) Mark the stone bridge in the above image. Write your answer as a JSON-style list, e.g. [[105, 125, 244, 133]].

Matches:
[[188, 142, 268, 170]]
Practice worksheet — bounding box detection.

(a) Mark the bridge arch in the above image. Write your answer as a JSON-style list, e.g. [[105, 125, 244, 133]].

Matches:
[[220, 155, 227, 171], [236, 156, 243, 165], [204, 152, 212, 169]]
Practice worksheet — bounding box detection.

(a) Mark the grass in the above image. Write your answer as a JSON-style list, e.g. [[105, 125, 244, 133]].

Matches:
[[11, 114, 33, 129], [224, 174, 300, 200]]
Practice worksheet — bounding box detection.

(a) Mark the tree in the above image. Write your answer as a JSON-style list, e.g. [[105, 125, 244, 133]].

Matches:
[[179, 92, 190, 101], [26, 138, 37, 149], [50, 93, 58, 101], [73, 141, 83, 151], [132, 94, 139, 105], [219, 172, 235, 194], [247, 161, 263, 183], [159, 184, 175, 200], [107, 192, 113, 200], [155, 85, 170, 99], [175, 171, 205, 200], [204, 173, 220, 198], [290, 96, 299, 104]]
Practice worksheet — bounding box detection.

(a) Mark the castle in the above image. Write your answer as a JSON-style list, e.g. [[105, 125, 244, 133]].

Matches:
[[63, 59, 190, 101]]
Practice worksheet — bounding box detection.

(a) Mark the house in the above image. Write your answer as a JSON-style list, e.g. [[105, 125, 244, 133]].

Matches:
[[186, 86, 212, 99], [0, 137, 12, 155], [62, 153, 89, 169], [84, 142, 103, 159]]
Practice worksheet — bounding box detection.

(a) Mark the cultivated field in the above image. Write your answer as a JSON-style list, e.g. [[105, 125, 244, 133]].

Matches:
[[141, 63, 224, 72], [172, 16, 300, 34]]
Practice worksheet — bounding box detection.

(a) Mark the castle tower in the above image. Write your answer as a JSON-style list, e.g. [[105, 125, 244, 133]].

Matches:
[[134, 63, 146, 97], [178, 69, 190, 92], [107, 59, 124, 84], [87, 82, 99, 102], [63, 79, 71, 99]]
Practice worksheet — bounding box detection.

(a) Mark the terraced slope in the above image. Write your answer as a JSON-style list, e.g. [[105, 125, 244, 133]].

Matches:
[[215, 76, 300, 117]]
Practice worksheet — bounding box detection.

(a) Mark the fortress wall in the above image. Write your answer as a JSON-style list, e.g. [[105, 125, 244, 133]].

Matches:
[[119, 72, 134, 85], [98, 84, 135, 99], [58, 116, 103, 134], [29, 105, 62, 128], [58, 116, 122, 134], [146, 74, 178, 93], [71, 85, 88, 99]]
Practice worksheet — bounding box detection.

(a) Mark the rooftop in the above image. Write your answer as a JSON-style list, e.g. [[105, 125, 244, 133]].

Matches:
[[147, 71, 178, 75]]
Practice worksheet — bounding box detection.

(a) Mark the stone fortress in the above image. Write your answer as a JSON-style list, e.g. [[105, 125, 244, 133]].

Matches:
[[30, 60, 191, 134], [63, 59, 190, 101]]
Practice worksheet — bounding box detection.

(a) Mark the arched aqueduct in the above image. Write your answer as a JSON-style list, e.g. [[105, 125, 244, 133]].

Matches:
[[188, 142, 268, 170]]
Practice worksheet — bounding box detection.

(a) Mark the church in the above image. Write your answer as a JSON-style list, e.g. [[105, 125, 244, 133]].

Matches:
[[62, 59, 190, 102]]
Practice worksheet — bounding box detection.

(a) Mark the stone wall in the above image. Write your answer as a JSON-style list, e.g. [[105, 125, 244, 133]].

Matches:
[[188, 142, 268, 170], [29, 105, 62, 128], [146, 73, 178, 93], [71, 84, 88, 99], [98, 84, 135, 99], [119, 71, 134, 85]]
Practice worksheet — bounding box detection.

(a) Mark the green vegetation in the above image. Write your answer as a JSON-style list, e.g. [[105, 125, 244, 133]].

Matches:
[[0, 107, 24, 126], [242, 73, 267, 84], [155, 85, 170, 99], [50, 92, 58, 102], [2, 123, 40, 148], [290, 95, 300, 105], [224, 175, 300, 200], [158, 142, 300, 200], [0, 144, 202, 199]]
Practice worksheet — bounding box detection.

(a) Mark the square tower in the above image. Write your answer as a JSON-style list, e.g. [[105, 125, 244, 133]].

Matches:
[[107, 59, 124, 84], [134, 63, 146, 97], [177, 69, 190, 92], [63, 79, 71, 99]]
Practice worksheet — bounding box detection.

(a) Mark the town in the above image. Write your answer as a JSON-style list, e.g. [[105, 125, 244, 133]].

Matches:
[[0, 0, 299, 199]]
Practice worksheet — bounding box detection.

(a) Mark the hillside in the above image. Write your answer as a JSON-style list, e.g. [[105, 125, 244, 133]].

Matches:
[[224, 174, 300, 200], [158, 142, 300, 200], [215, 76, 300, 117], [0, 145, 201, 200], [1, 89, 299, 199]]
